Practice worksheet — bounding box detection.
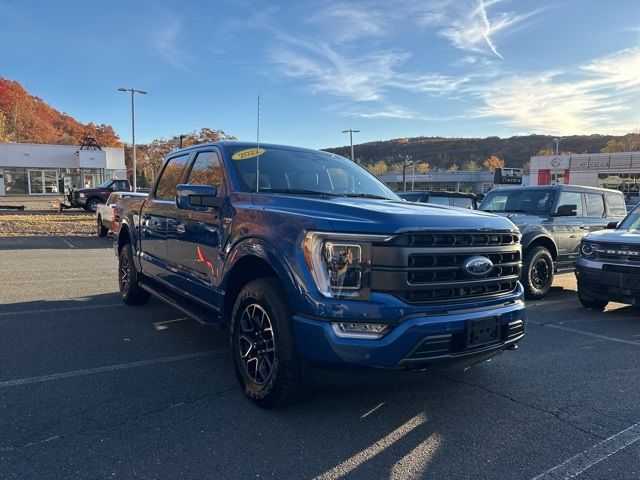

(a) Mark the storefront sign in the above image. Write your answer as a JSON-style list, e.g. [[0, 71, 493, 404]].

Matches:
[[494, 168, 523, 185], [574, 158, 610, 170]]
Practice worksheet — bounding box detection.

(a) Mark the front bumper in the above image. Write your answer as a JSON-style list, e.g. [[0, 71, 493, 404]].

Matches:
[[292, 295, 526, 373], [576, 258, 640, 304]]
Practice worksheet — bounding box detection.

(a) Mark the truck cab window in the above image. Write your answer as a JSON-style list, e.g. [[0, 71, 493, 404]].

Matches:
[[585, 193, 605, 218], [155, 154, 189, 200], [186, 151, 223, 190]]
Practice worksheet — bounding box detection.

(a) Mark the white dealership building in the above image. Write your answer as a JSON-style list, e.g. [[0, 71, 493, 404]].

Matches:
[[530, 151, 640, 195], [0, 141, 127, 196]]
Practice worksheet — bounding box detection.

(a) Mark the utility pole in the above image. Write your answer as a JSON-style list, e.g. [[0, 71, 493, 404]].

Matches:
[[117, 87, 148, 192], [342, 129, 360, 161]]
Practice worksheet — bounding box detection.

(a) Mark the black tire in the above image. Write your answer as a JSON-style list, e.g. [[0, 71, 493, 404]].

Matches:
[[231, 278, 307, 408], [522, 246, 554, 300], [118, 242, 150, 305], [87, 198, 100, 212], [97, 216, 109, 237], [578, 287, 608, 311]]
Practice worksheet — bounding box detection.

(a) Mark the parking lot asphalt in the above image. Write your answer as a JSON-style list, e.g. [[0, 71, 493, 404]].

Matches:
[[1, 236, 639, 480]]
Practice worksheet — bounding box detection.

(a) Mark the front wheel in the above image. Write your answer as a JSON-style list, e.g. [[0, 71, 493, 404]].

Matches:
[[578, 287, 608, 311], [118, 243, 150, 305], [88, 198, 100, 212], [522, 246, 554, 300], [231, 279, 307, 408]]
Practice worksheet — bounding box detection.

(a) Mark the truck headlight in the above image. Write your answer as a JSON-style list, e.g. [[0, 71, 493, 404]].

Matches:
[[303, 232, 393, 300], [581, 242, 596, 257]]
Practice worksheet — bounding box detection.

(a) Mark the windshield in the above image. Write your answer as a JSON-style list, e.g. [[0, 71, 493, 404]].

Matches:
[[480, 189, 556, 215], [618, 205, 640, 232], [227, 145, 399, 200], [99, 180, 112, 188]]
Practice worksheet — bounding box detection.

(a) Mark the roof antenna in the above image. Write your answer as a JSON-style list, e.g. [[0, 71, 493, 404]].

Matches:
[[256, 94, 261, 193]]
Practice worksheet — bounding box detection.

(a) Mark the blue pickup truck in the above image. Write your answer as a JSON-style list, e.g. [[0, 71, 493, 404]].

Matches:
[[115, 142, 526, 407]]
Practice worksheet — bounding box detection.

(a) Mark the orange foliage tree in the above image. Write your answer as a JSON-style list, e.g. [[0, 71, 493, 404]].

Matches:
[[483, 155, 505, 171]]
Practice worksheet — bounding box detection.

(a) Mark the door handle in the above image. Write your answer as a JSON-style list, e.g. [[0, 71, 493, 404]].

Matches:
[[172, 218, 186, 234]]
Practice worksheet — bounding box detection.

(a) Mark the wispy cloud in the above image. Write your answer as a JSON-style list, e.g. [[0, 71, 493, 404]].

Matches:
[[472, 47, 640, 134], [148, 17, 191, 71]]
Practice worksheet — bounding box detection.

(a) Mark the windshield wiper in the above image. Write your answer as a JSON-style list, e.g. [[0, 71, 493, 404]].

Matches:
[[258, 188, 333, 196], [339, 193, 392, 200]]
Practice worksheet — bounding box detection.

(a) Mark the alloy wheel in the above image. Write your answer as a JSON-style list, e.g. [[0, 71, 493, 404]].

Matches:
[[531, 258, 549, 289], [238, 304, 276, 385]]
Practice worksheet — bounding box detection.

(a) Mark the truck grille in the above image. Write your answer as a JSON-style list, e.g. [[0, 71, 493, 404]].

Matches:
[[372, 231, 521, 303], [593, 244, 640, 263]]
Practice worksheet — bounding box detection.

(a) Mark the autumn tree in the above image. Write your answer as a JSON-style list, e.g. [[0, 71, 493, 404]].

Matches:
[[367, 160, 388, 176], [462, 160, 479, 171], [483, 155, 505, 171], [415, 162, 430, 173], [536, 148, 554, 156], [449, 164, 460, 173], [601, 139, 627, 153]]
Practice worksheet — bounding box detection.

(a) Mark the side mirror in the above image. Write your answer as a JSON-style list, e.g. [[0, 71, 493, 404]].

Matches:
[[555, 204, 577, 217], [176, 184, 220, 210], [606, 221, 618, 229]]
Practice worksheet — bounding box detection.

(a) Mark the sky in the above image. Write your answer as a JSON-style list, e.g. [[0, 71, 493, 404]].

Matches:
[[1, 0, 639, 149]]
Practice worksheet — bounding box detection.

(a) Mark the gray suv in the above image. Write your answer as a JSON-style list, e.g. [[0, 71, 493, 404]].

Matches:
[[479, 185, 626, 299]]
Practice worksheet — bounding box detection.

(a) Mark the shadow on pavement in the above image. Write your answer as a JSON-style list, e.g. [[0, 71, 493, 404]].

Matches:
[[0, 235, 112, 250]]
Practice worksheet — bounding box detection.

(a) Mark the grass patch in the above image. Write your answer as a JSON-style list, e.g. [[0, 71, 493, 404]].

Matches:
[[0, 214, 95, 236]]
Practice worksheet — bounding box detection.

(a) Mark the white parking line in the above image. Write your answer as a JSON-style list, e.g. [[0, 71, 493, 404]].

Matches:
[[531, 421, 640, 480], [0, 303, 125, 317], [0, 349, 227, 388], [546, 324, 640, 347], [61, 238, 76, 249], [314, 414, 426, 480]]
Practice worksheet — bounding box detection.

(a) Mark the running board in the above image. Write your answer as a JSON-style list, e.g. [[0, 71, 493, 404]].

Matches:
[[138, 278, 224, 330]]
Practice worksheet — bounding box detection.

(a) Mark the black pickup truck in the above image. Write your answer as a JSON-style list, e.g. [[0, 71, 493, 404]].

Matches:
[[115, 142, 526, 407], [479, 185, 626, 299]]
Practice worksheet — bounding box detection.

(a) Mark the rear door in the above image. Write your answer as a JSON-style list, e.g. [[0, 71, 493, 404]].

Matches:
[[166, 149, 227, 310], [139, 153, 190, 279], [584, 192, 608, 232]]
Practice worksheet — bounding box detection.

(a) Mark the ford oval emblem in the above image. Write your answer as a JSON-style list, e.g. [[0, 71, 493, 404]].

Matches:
[[464, 256, 493, 277]]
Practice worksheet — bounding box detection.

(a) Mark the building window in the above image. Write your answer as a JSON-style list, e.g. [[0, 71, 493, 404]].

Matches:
[[3, 168, 28, 195]]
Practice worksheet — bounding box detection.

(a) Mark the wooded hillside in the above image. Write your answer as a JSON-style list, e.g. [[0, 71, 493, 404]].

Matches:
[[0, 77, 121, 147], [324, 134, 636, 171]]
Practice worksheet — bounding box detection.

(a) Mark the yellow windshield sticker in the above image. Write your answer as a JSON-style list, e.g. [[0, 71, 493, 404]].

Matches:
[[231, 148, 265, 160]]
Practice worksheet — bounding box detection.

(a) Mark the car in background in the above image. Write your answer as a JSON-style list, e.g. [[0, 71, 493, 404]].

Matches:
[[576, 204, 640, 309], [95, 191, 147, 237], [398, 191, 478, 209], [70, 179, 131, 212], [479, 185, 626, 299]]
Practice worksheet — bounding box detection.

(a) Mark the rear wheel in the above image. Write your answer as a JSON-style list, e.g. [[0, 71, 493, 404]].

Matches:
[[522, 246, 554, 300], [96, 216, 108, 237], [118, 242, 150, 305], [231, 279, 307, 408], [578, 286, 608, 311]]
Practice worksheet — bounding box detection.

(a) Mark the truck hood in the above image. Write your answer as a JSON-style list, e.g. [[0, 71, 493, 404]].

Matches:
[[74, 187, 104, 195], [255, 195, 518, 234], [585, 229, 640, 244]]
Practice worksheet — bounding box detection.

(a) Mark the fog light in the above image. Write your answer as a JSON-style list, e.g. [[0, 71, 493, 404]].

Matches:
[[331, 322, 390, 339]]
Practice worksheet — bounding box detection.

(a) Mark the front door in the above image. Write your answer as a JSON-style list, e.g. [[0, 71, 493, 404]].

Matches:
[[166, 149, 227, 312], [553, 190, 587, 266], [139, 154, 190, 280]]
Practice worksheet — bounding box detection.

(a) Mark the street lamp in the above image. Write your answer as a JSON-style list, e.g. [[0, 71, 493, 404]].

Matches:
[[118, 87, 148, 192], [402, 156, 414, 192], [342, 129, 360, 161], [554, 138, 560, 157]]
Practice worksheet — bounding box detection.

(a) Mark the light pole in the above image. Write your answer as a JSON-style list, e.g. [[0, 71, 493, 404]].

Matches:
[[118, 87, 148, 192], [402, 156, 414, 191], [342, 129, 360, 161], [554, 138, 560, 157]]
